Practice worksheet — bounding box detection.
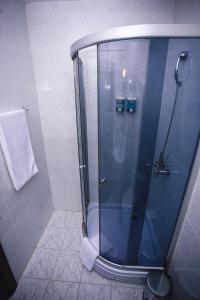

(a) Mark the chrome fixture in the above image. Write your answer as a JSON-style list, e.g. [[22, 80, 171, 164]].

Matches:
[[99, 177, 107, 185], [143, 270, 171, 299], [174, 51, 188, 86], [154, 51, 188, 176], [154, 152, 170, 176], [79, 164, 86, 169], [70, 24, 200, 59]]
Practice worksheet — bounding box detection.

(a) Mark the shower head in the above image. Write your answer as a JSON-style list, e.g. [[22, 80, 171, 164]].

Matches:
[[175, 51, 188, 86]]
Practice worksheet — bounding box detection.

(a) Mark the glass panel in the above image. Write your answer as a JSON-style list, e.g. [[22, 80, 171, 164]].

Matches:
[[126, 39, 169, 265], [98, 39, 151, 265], [98, 38, 200, 267], [73, 57, 90, 230], [75, 38, 200, 268], [138, 38, 200, 266], [79, 46, 99, 248]]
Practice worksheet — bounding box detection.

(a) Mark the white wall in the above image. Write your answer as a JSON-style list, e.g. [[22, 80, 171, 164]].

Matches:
[[25, 0, 176, 211], [174, 0, 200, 23], [0, 0, 54, 281], [168, 3, 200, 299], [168, 144, 200, 300]]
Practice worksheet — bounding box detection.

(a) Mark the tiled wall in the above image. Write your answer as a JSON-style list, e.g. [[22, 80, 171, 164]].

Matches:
[[168, 4, 200, 300], [174, 0, 200, 23], [168, 144, 200, 300], [25, 0, 176, 211], [0, 0, 54, 281]]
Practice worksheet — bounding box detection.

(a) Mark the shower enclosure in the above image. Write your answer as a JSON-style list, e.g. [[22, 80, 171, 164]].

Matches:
[[71, 25, 200, 283]]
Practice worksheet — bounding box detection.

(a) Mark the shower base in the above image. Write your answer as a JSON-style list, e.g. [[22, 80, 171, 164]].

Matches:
[[85, 202, 163, 285]]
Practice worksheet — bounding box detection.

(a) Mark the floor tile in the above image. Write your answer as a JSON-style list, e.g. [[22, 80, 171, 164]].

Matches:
[[52, 250, 82, 282], [62, 228, 81, 251], [10, 278, 49, 300], [48, 211, 82, 229], [23, 248, 59, 279], [81, 267, 112, 286], [111, 286, 143, 300], [65, 212, 82, 229], [48, 211, 69, 228], [37, 226, 66, 249], [78, 283, 111, 300], [43, 280, 79, 300]]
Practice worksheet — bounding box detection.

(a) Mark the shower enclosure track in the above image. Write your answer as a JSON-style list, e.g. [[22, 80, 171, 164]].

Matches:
[[71, 24, 200, 58]]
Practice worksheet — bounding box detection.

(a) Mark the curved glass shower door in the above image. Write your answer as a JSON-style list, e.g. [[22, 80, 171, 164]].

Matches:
[[98, 39, 168, 265], [98, 38, 200, 267], [74, 37, 200, 269], [98, 40, 147, 265]]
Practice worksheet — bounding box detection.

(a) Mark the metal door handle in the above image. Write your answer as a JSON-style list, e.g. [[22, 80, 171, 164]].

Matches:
[[79, 164, 86, 169], [99, 178, 107, 185], [144, 163, 152, 169]]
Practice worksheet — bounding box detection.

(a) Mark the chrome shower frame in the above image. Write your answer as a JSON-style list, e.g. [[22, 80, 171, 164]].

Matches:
[[71, 24, 200, 58], [71, 24, 200, 285]]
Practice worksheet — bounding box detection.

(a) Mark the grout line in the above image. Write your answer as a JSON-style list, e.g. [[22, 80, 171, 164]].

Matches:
[[21, 275, 143, 289], [51, 248, 61, 275], [49, 238, 63, 282], [76, 282, 81, 300], [110, 283, 112, 300], [79, 267, 83, 284], [59, 249, 81, 253], [186, 216, 200, 240], [41, 279, 50, 300], [77, 281, 113, 288], [23, 275, 81, 284]]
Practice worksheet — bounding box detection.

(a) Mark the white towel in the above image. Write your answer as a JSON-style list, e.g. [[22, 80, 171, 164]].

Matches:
[[80, 237, 98, 271], [0, 109, 38, 191]]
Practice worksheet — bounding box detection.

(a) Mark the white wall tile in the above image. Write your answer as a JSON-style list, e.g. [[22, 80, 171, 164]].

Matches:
[[52, 250, 82, 282], [23, 248, 59, 279], [43, 136, 81, 210], [43, 281, 79, 300], [78, 284, 111, 300], [0, 0, 54, 281], [111, 286, 143, 300], [11, 278, 49, 300], [25, 0, 175, 210], [174, 0, 200, 24], [169, 150, 200, 300]]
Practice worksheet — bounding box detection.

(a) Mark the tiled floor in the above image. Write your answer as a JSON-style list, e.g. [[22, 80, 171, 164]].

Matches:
[[11, 211, 144, 300]]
